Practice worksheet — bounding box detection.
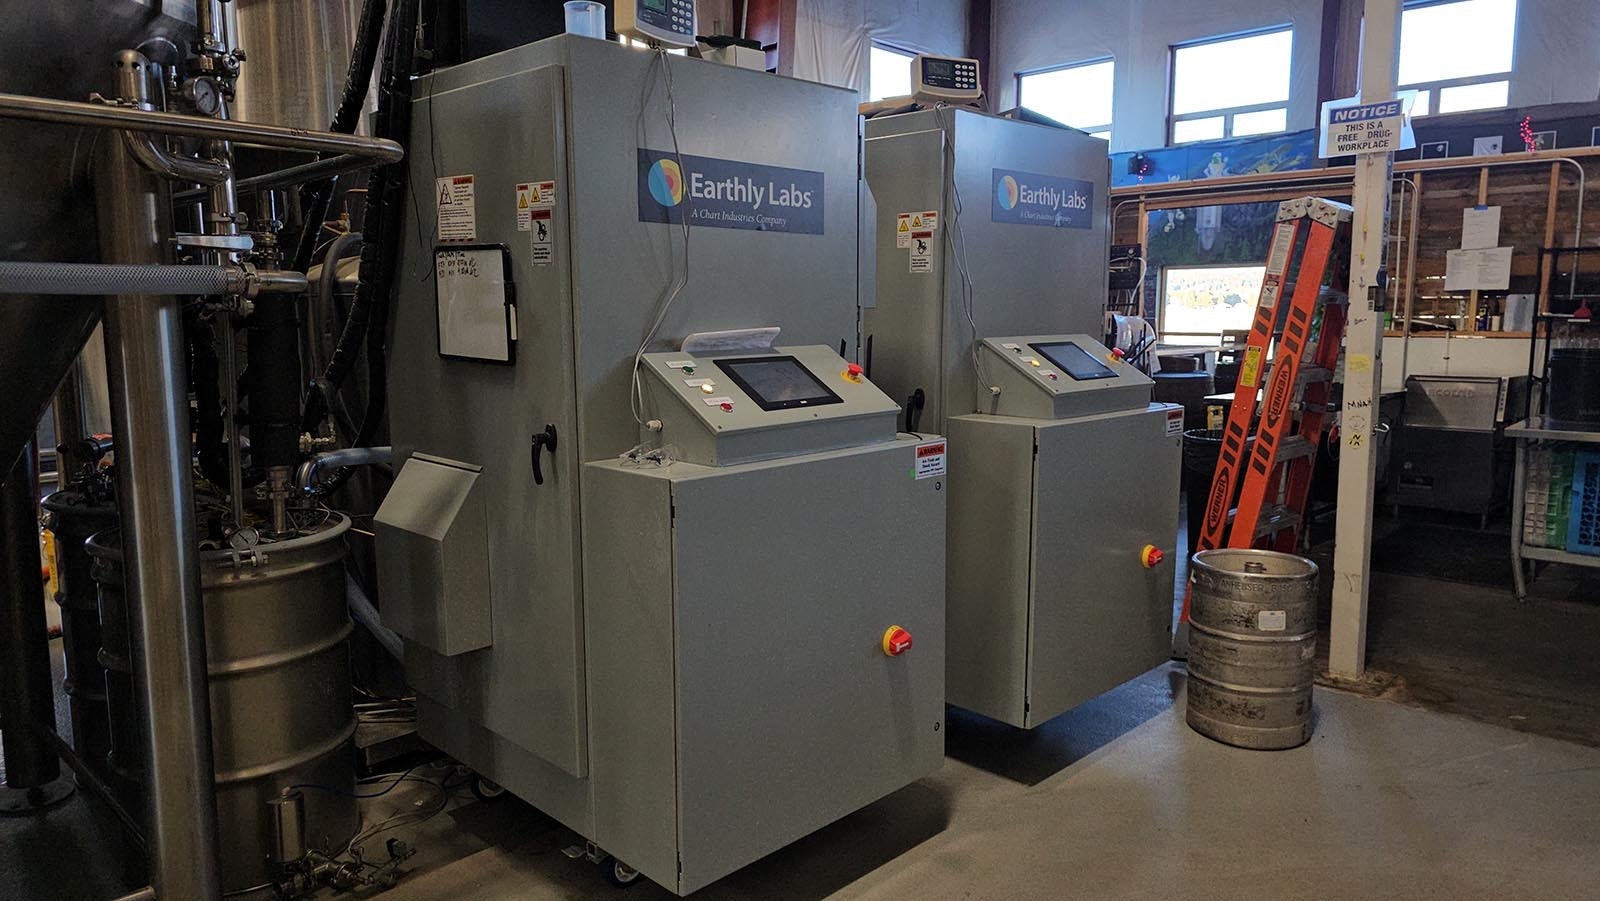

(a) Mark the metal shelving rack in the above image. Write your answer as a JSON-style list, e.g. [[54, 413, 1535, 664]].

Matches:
[[1507, 270, 1600, 597]]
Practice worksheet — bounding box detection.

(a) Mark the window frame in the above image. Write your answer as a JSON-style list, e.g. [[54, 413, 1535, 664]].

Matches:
[[1167, 25, 1293, 145], [868, 41, 917, 102], [1015, 56, 1116, 138], [1397, 0, 1517, 117]]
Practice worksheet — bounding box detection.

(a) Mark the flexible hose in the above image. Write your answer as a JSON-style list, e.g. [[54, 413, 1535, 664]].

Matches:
[[0, 261, 233, 295], [347, 574, 403, 662], [289, 0, 390, 276], [296, 445, 391, 494]]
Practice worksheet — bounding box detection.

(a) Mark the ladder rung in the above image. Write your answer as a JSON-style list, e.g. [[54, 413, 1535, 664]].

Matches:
[[1253, 504, 1299, 539], [1275, 435, 1316, 462], [1297, 365, 1334, 384]]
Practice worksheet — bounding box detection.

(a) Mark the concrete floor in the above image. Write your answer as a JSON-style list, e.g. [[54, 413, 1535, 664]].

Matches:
[[348, 665, 1600, 900], [6, 502, 1597, 898]]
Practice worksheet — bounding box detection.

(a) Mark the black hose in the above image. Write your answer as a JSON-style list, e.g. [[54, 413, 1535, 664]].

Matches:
[[308, 0, 418, 495], [301, 0, 412, 436], [288, 0, 390, 277]]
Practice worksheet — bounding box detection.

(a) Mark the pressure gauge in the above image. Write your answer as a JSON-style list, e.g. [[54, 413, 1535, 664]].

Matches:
[[615, 0, 696, 49], [186, 76, 222, 116], [912, 54, 981, 103]]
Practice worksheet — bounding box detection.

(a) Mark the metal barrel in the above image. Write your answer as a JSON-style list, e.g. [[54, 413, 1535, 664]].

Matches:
[[1185, 548, 1319, 750], [88, 515, 358, 894]]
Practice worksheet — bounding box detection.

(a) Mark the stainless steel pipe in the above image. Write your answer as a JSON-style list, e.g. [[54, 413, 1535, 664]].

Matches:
[[96, 59, 222, 899], [0, 92, 403, 162]]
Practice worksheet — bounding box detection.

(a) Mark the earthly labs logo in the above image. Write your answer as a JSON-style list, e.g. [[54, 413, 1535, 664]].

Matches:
[[638, 149, 825, 234], [991, 168, 1094, 229]]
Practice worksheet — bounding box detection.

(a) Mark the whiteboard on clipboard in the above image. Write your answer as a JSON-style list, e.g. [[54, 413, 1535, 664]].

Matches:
[[435, 245, 516, 363]]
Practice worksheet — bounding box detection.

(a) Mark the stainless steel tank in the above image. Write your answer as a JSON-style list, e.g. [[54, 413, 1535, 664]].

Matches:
[[1185, 548, 1319, 750], [89, 514, 359, 893], [0, 0, 193, 472], [232, 0, 360, 131]]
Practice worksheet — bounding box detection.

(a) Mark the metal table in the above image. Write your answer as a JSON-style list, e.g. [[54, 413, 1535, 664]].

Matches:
[[1505, 417, 1600, 600]]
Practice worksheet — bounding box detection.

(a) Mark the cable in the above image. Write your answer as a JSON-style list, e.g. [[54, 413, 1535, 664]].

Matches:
[[291, 761, 428, 799], [933, 104, 995, 405], [630, 48, 693, 425]]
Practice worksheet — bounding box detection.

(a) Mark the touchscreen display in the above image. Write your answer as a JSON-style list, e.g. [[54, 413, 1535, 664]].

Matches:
[[1030, 341, 1118, 381], [716, 356, 844, 411]]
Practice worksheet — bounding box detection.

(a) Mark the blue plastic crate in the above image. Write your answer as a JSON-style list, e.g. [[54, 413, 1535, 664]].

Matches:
[[1569, 452, 1600, 555]]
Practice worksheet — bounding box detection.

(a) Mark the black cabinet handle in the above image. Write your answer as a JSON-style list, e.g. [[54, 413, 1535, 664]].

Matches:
[[530, 424, 558, 486]]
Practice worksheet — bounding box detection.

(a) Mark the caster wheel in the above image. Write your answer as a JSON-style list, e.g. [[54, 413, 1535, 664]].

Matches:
[[601, 856, 642, 888], [470, 774, 507, 801]]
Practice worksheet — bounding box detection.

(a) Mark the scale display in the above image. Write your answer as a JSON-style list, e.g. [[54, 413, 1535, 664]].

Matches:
[[716, 355, 843, 411], [1031, 341, 1117, 381]]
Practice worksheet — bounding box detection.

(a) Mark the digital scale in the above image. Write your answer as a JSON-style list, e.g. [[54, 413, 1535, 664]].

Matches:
[[912, 54, 981, 103], [615, 0, 696, 49]]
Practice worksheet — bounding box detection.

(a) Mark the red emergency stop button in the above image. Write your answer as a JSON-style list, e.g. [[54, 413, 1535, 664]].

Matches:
[[847, 362, 864, 376], [882, 625, 913, 657], [1140, 544, 1165, 568]]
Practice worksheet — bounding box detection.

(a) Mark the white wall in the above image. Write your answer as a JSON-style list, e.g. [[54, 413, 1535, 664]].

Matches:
[[991, 0, 1325, 152], [1509, 0, 1600, 106], [792, 0, 971, 94]]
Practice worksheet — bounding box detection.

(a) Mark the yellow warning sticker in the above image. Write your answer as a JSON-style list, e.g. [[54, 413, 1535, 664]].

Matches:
[[896, 213, 912, 248], [1347, 353, 1373, 373], [1239, 346, 1264, 388]]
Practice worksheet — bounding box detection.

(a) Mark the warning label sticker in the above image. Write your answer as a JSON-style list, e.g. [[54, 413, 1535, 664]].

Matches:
[[910, 210, 939, 230], [896, 213, 912, 248], [1166, 407, 1184, 436], [436, 175, 477, 242], [516, 180, 557, 232], [1239, 346, 1264, 388], [1257, 609, 1287, 632], [909, 230, 933, 273], [914, 440, 947, 479], [530, 209, 554, 266]]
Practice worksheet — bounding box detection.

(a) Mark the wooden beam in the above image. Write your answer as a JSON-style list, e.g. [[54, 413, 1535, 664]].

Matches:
[[1467, 166, 1490, 332]]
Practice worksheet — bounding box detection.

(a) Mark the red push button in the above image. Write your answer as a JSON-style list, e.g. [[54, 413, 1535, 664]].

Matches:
[[882, 625, 913, 657], [1140, 544, 1165, 569], [847, 362, 864, 377], [719, 402, 734, 412]]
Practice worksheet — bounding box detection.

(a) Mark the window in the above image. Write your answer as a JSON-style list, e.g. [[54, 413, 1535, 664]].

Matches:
[[1169, 28, 1293, 143], [869, 44, 914, 101], [1399, 0, 1516, 117], [1017, 58, 1115, 141], [1160, 265, 1267, 343]]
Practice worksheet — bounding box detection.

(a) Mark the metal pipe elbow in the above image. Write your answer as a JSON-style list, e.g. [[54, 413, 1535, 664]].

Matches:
[[122, 130, 232, 185]]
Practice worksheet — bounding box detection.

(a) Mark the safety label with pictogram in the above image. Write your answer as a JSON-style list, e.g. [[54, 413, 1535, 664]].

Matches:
[[909, 231, 934, 273], [896, 213, 912, 248], [530, 209, 554, 265], [436, 174, 477, 242], [516, 180, 557, 231]]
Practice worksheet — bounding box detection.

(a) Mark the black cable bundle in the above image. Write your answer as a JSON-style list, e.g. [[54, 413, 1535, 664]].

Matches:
[[287, 0, 390, 277], [302, 0, 419, 489]]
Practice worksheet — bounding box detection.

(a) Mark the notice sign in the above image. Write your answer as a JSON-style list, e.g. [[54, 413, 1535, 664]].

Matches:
[[1319, 94, 1416, 158]]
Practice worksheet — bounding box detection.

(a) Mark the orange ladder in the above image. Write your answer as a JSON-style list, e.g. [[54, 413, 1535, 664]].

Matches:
[[1182, 197, 1353, 623]]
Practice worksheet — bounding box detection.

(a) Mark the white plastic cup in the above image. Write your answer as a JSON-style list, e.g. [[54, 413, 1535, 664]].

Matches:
[[564, 1, 605, 39]]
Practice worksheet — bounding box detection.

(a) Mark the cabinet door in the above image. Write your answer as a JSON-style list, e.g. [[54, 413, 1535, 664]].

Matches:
[[1026, 408, 1179, 725]]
